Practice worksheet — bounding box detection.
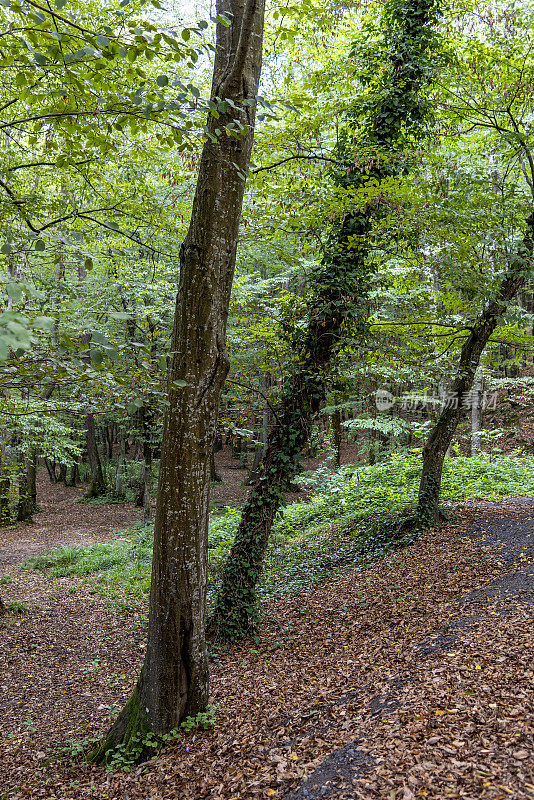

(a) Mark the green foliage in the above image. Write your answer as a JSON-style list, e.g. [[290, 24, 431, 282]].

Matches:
[[95, 706, 217, 771], [24, 453, 534, 608], [6, 600, 29, 614], [179, 705, 218, 733]]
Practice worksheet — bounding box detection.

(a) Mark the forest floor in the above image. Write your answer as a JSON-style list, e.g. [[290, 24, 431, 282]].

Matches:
[[0, 481, 532, 800], [0, 476, 143, 570]]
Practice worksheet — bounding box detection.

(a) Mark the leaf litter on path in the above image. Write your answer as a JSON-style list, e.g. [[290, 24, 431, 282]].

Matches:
[[0, 502, 532, 800]]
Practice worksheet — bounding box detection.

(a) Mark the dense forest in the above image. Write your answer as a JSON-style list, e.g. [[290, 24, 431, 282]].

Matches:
[[0, 0, 533, 797]]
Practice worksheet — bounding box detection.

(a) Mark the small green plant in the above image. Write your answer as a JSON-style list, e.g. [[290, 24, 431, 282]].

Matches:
[[81, 659, 100, 674], [180, 704, 218, 732], [7, 601, 28, 614], [0, 576, 12, 586], [24, 717, 36, 733]]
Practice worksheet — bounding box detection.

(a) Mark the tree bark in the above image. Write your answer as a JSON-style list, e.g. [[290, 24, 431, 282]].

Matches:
[[0, 469, 10, 525], [16, 451, 34, 522], [89, 0, 265, 763], [84, 413, 106, 498], [44, 458, 57, 483], [471, 370, 483, 454], [332, 408, 341, 468], [415, 213, 534, 528]]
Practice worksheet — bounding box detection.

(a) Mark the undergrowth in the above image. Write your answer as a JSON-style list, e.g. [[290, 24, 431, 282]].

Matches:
[[24, 452, 534, 608]]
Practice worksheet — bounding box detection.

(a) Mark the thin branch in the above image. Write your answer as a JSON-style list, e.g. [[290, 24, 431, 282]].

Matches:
[[226, 377, 282, 425], [252, 154, 346, 174]]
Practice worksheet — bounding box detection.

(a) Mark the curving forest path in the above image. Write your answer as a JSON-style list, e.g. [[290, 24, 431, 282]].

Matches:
[[0, 475, 142, 571]]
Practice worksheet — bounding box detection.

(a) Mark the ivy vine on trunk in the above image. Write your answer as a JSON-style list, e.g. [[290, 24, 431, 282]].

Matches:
[[415, 213, 534, 528], [209, 0, 442, 640]]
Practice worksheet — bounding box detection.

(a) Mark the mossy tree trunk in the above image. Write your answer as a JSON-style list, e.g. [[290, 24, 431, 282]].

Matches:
[[89, 0, 265, 763], [210, 0, 442, 640], [416, 214, 534, 528], [209, 206, 373, 638]]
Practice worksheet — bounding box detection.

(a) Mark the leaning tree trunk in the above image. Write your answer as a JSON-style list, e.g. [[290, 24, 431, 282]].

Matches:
[[416, 213, 534, 528], [84, 413, 106, 498], [89, 0, 265, 764], [210, 0, 442, 640], [209, 217, 371, 638]]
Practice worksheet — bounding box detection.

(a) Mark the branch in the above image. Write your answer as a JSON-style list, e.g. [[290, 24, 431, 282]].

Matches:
[[6, 158, 94, 172], [226, 378, 282, 425], [252, 154, 347, 174]]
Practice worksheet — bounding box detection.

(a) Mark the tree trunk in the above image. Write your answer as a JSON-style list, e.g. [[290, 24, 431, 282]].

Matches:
[[44, 458, 57, 483], [16, 451, 34, 522], [208, 0, 445, 640], [27, 450, 37, 509], [142, 436, 153, 525], [332, 408, 341, 468], [89, 0, 265, 763], [210, 446, 222, 483], [66, 461, 78, 487], [114, 437, 126, 498], [416, 213, 534, 528], [471, 370, 483, 454], [0, 469, 10, 525], [84, 414, 106, 498]]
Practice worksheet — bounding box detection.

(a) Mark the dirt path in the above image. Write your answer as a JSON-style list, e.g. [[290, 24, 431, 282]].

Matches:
[[0, 501, 532, 800], [0, 475, 142, 572], [285, 504, 534, 799]]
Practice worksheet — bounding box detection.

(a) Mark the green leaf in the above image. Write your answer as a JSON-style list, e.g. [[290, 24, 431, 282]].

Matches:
[[90, 348, 104, 365], [32, 316, 54, 331], [156, 74, 169, 87], [6, 283, 22, 303], [34, 239, 46, 252]]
